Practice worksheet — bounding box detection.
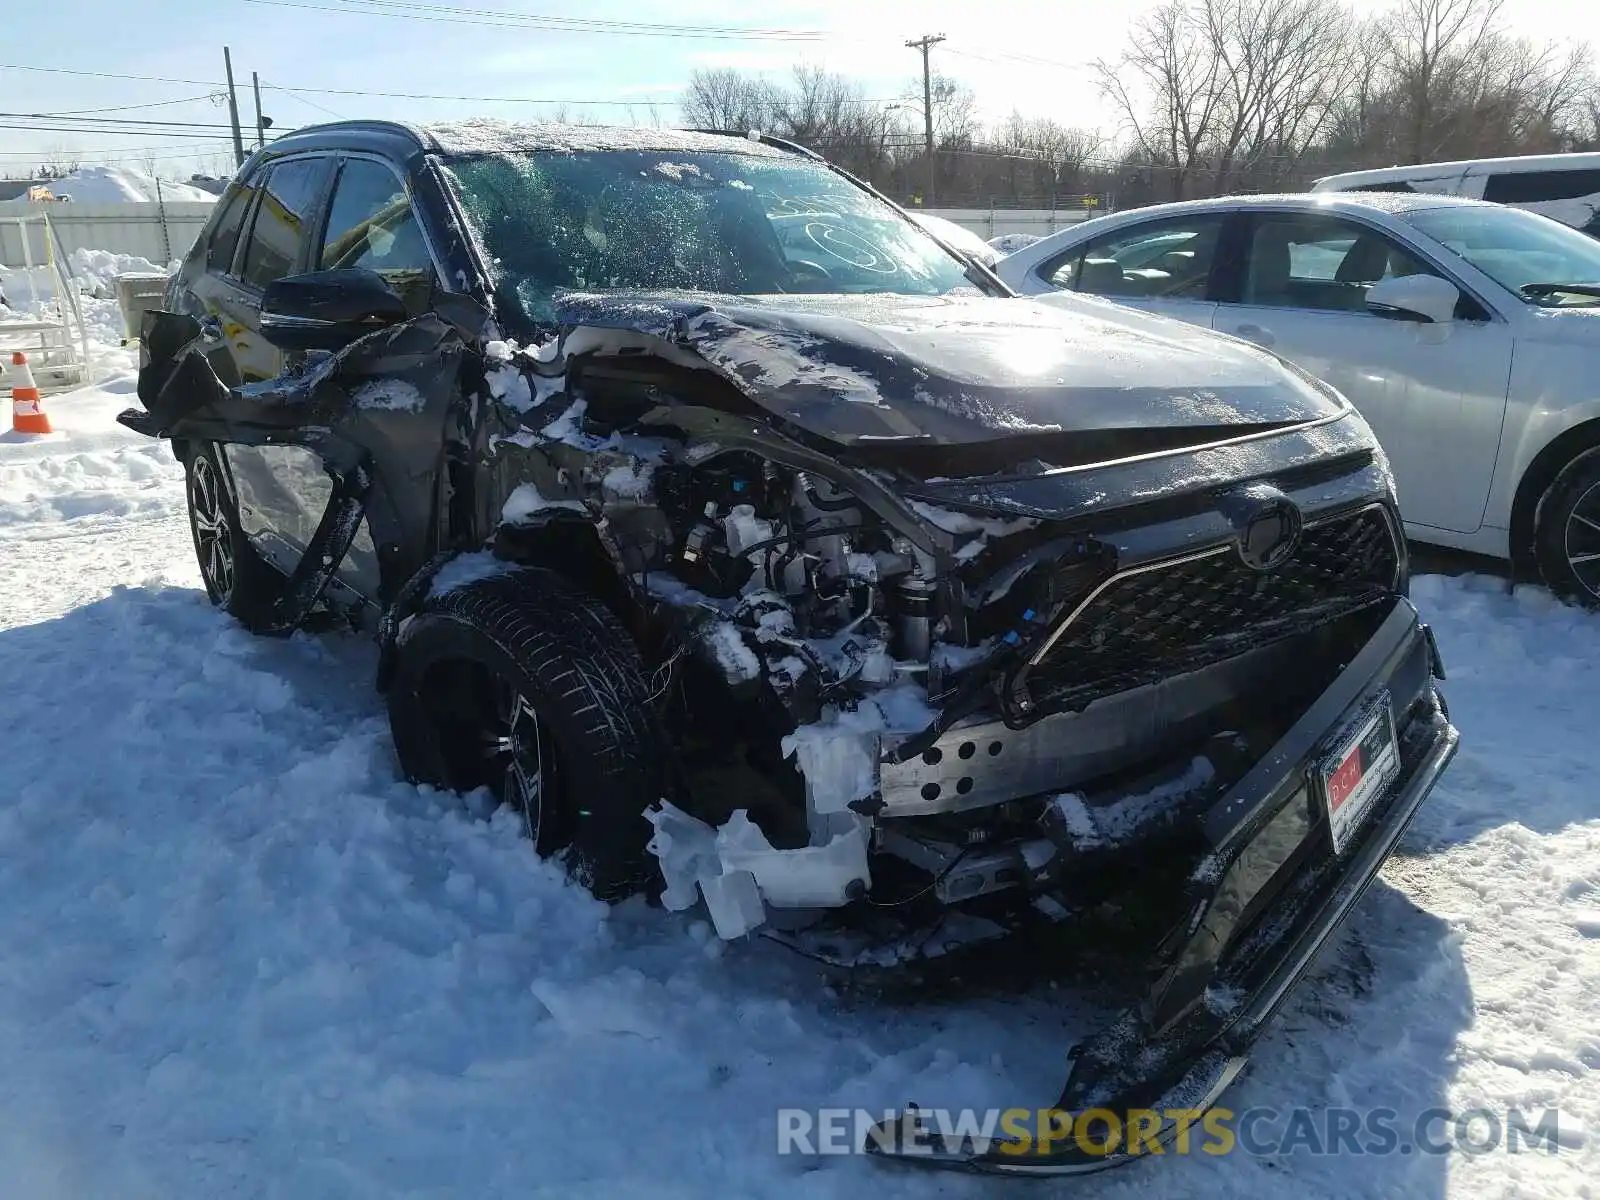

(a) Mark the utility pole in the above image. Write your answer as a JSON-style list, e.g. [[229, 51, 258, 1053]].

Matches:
[[252, 71, 266, 148], [905, 33, 945, 206], [223, 47, 245, 167]]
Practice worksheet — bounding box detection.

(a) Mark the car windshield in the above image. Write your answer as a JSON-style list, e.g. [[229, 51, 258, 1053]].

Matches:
[[440, 149, 977, 328], [1402, 205, 1600, 306]]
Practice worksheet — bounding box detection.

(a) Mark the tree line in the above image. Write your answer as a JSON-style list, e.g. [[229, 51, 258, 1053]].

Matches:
[[680, 0, 1599, 209]]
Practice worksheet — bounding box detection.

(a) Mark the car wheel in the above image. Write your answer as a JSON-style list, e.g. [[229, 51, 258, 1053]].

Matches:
[[386, 564, 663, 901], [1534, 451, 1600, 606], [185, 442, 283, 629]]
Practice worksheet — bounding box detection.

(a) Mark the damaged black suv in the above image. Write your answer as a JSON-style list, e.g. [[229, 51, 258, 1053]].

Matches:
[[127, 119, 1458, 1175]]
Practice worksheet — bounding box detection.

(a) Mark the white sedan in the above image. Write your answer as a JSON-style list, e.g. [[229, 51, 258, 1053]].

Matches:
[[996, 193, 1600, 602]]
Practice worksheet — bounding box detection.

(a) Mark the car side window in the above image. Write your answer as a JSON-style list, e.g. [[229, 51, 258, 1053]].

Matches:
[[205, 181, 255, 274], [1482, 169, 1600, 204], [319, 159, 435, 310], [239, 157, 331, 291], [1241, 214, 1443, 313], [1041, 216, 1225, 300]]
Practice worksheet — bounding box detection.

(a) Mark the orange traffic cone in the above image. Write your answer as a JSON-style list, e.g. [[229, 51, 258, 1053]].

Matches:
[[9, 351, 51, 435]]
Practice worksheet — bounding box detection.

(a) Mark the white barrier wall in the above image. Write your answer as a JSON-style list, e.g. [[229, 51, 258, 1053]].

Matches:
[[0, 201, 214, 269]]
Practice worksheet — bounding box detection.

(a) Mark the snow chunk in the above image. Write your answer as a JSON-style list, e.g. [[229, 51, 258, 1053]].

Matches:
[[907, 499, 1038, 539], [351, 379, 427, 412], [429, 550, 517, 598], [694, 621, 762, 685], [652, 161, 707, 181], [502, 483, 586, 525]]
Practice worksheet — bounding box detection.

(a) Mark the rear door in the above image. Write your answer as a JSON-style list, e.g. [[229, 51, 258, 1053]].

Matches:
[[1028, 212, 1230, 331], [1211, 209, 1514, 535]]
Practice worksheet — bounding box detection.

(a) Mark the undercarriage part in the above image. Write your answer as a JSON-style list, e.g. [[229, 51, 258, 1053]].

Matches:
[[892, 575, 935, 661], [876, 827, 1058, 904]]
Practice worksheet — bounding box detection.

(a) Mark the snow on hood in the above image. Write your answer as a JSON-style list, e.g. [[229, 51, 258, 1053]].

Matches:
[[551, 290, 1345, 448], [419, 119, 790, 159]]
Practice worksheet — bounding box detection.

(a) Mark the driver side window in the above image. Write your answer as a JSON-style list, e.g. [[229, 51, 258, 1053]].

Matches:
[[319, 159, 435, 311], [1042, 216, 1225, 300]]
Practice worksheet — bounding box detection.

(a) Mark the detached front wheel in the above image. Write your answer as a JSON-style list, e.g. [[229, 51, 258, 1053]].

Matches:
[[386, 565, 663, 900]]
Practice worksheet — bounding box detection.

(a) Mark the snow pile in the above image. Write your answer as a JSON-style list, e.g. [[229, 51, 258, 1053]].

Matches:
[[69, 247, 172, 298], [31, 165, 216, 204], [0, 367, 1598, 1194]]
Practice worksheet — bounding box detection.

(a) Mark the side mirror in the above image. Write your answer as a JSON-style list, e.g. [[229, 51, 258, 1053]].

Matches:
[[1365, 274, 1459, 324], [260, 268, 409, 351]]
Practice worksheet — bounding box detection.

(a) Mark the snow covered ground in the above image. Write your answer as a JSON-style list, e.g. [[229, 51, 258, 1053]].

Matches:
[[0, 351, 1596, 1197]]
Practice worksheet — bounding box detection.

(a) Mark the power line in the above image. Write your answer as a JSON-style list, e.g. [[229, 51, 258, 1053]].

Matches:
[[264, 81, 348, 121], [0, 63, 224, 87], [0, 112, 240, 130], [38, 93, 225, 117], [241, 0, 835, 40]]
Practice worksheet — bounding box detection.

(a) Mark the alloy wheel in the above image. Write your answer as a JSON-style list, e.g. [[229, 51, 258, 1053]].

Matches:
[[190, 455, 235, 603], [1563, 479, 1600, 602], [482, 679, 547, 847]]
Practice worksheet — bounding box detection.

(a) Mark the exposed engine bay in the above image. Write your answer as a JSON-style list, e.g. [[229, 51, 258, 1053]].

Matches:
[[474, 323, 1408, 951]]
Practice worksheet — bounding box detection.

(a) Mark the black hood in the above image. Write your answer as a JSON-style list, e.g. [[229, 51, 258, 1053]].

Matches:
[[551, 291, 1346, 455]]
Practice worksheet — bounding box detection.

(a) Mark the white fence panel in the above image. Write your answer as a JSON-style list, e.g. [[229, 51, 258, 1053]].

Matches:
[[0, 201, 213, 268], [924, 208, 1097, 239]]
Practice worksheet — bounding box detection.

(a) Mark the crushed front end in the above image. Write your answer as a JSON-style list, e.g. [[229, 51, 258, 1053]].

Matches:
[[467, 293, 1458, 1175]]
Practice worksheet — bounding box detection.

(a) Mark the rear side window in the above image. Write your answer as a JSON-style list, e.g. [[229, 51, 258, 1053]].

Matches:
[[1349, 181, 1417, 193], [1042, 215, 1225, 299], [1483, 169, 1600, 204], [239, 158, 331, 290], [204, 183, 253, 273]]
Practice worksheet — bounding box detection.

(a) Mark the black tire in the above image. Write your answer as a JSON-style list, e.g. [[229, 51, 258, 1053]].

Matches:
[[184, 442, 284, 629], [1534, 450, 1600, 606], [386, 565, 663, 901]]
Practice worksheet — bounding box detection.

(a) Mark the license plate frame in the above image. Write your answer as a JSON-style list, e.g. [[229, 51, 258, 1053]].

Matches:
[[1316, 691, 1401, 855]]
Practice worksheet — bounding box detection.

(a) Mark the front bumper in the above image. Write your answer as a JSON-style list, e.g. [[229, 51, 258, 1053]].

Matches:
[[866, 597, 1458, 1175]]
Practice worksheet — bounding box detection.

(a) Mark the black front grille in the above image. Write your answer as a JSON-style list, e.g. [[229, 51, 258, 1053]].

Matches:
[[1029, 507, 1399, 707]]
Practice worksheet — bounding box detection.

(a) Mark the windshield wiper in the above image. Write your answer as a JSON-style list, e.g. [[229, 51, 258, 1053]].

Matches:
[[1519, 281, 1600, 302]]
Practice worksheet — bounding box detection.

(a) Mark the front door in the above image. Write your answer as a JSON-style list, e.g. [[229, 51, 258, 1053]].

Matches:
[[1213, 211, 1514, 535]]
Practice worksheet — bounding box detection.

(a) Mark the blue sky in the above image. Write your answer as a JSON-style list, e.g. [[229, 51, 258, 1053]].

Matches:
[[0, 0, 1590, 179]]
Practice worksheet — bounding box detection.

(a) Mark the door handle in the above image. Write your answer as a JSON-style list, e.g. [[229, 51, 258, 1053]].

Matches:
[[1233, 322, 1275, 347], [199, 316, 224, 344]]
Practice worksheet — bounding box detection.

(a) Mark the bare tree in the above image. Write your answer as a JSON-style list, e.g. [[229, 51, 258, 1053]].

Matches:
[[1095, 1, 1228, 199], [1096, 0, 1356, 197], [38, 144, 82, 179], [681, 68, 782, 133], [1378, 0, 1503, 160]]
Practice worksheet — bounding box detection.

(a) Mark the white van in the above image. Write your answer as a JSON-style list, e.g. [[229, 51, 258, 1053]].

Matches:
[[1312, 152, 1600, 235]]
